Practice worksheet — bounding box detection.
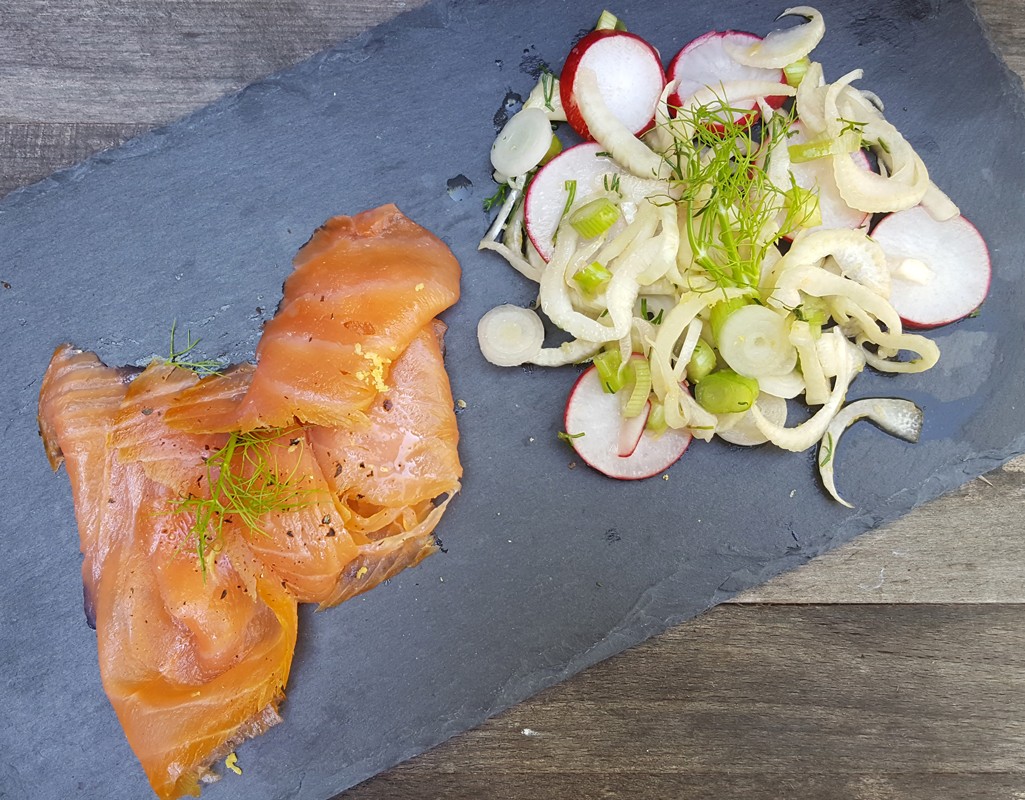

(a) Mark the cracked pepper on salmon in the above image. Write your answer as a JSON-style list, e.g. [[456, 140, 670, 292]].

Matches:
[[38, 205, 462, 799]]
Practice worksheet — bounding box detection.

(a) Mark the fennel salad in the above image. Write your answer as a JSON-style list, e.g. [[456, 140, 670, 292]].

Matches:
[[476, 6, 991, 503]]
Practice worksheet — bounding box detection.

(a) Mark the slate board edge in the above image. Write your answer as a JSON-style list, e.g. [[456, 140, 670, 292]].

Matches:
[[969, 0, 1025, 114], [5, 1, 1025, 798], [0, 3, 434, 213]]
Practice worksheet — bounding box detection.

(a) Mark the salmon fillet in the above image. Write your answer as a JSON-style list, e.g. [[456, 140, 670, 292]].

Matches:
[[38, 205, 462, 798], [235, 205, 461, 431]]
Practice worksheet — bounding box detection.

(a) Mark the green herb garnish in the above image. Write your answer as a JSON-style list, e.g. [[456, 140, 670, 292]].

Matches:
[[174, 428, 319, 574], [483, 182, 510, 212], [168, 320, 222, 376]]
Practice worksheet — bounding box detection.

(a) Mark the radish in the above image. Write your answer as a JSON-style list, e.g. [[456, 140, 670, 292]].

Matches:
[[560, 30, 666, 141], [525, 142, 626, 262], [617, 401, 650, 457], [786, 121, 870, 234], [564, 366, 692, 480], [667, 31, 786, 125], [871, 206, 991, 329]]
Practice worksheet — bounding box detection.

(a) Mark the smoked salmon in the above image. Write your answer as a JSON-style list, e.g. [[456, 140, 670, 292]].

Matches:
[[38, 205, 462, 799], [234, 204, 460, 431]]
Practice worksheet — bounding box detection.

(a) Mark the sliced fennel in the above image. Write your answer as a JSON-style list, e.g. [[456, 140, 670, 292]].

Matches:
[[474, 5, 972, 502]]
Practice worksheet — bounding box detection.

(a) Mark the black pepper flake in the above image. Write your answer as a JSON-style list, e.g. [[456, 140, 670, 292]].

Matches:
[[321, 515, 331, 525], [1, 281, 10, 289], [334, 463, 343, 477], [326, 528, 336, 537], [140, 407, 154, 416], [382, 398, 393, 411], [289, 438, 301, 447], [108, 498, 115, 504], [285, 530, 294, 538], [220, 589, 227, 600]]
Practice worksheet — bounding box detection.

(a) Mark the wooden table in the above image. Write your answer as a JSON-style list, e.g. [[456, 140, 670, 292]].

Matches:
[[4, 2, 1023, 797]]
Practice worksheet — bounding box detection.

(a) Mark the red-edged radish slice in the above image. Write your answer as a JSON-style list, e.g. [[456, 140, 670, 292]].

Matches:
[[565, 367, 692, 480], [561, 30, 666, 140], [525, 142, 627, 262], [786, 121, 870, 235], [617, 401, 650, 457], [871, 206, 991, 329], [667, 31, 786, 125]]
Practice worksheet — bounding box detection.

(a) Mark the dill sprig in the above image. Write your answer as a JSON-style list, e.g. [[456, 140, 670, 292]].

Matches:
[[167, 320, 223, 376], [174, 428, 319, 573], [661, 99, 808, 292]]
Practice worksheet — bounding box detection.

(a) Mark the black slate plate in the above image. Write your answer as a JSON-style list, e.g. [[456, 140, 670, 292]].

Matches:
[[2, 1, 1024, 798]]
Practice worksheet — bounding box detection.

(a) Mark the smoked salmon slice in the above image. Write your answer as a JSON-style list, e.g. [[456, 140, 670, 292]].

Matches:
[[235, 205, 461, 431], [39, 205, 462, 798], [38, 344, 136, 625], [40, 354, 298, 800]]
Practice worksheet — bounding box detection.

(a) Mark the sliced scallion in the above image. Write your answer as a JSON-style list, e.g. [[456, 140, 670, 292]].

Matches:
[[694, 369, 759, 414], [709, 297, 751, 341], [783, 56, 811, 87], [645, 401, 667, 435], [569, 197, 620, 239], [594, 9, 627, 30], [622, 357, 652, 418], [573, 261, 612, 293], [686, 339, 717, 383], [593, 349, 625, 394]]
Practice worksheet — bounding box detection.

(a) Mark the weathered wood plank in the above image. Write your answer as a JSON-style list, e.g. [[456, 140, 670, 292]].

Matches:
[[0, 0, 422, 124], [977, 0, 1025, 78], [340, 604, 1025, 799], [735, 456, 1025, 603], [0, 122, 151, 197]]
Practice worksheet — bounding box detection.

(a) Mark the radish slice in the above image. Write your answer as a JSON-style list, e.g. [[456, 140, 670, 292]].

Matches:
[[477, 304, 545, 366], [871, 206, 991, 329], [717, 304, 798, 378], [818, 397, 923, 507], [560, 30, 666, 140], [723, 6, 826, 69], [617, 401, 650, 457], [525, 142, 626, 262], [667, 31, 786, 124], [786, 121, 870, 234], [565, 367, 692, 480], [718, 392, 788, 446], [490, 108, 554, 178]]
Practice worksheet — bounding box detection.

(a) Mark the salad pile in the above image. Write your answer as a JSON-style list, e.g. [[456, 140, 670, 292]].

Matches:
[[477, 7, 991, 504]]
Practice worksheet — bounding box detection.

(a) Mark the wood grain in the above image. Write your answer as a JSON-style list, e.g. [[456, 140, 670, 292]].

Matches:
[[342, 605, 1025, 799], [1, 1, 1023, 799]]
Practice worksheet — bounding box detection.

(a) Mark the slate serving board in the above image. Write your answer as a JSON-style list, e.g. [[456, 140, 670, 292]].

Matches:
[[1, 0, 1023, 798]]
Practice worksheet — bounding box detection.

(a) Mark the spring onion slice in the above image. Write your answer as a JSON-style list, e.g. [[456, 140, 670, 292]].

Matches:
[[717, 304, 799, 378], [594, 349, 625, 393], [818, 398, 924, 507], [622, 357, 653, 418], [574, 260, 613, 293], [695, 370, 759, 414], [477, 305, 545, 367], [491, 107, 556, 178], [570, 198, 621, 238], [784, 56, 811, 86]]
